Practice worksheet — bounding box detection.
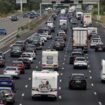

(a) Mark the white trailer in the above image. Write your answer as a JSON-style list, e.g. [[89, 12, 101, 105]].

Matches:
[[32, 70, 59, 99], [101, 59, 105, 82], [42, 50, 59, 70], [83, 13, 92, 27], [72, 27, 88, 52]]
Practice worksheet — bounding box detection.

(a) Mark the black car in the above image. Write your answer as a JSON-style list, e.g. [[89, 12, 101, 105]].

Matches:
[[10, 16, 18, 21], [0, 75, 15, 91], [69, 51, 83, 64], [69, 73, 87, 90], [10, 44, 23, 57], [95, 44, 105, 52], [18, 57, 31, 69], [53, 41, 64, 51]]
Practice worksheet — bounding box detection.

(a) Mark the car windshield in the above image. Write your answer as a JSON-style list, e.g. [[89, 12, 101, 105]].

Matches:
[[6, 67, 16, 71], [72, 75, 84, 80], [22, 54, 31, 57], [0, 89, 12, 94], [75, 57, 86, 61], [72, 52, 82, 56], [0, 77, 11, 81], [12, 46, 21, 50]]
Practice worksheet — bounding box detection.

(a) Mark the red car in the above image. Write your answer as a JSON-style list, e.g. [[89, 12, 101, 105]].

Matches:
[[12, 61, 25, 74]]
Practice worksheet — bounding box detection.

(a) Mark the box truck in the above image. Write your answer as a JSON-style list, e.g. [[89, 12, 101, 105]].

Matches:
[[72, 27, 88, 53], [83, 13, 92, 27], [42, 50, 59, 70], [32, 70, 59, 99]]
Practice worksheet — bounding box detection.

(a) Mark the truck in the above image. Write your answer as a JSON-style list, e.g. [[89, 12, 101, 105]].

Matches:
[[72, 27, 88, 53], [83, 13, 92, 27], [32, 70, 59, 99], [42, 50, 59, 70]]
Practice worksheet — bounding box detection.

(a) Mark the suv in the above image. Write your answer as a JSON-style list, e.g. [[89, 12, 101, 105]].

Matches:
[[69, 73, 87, 90]]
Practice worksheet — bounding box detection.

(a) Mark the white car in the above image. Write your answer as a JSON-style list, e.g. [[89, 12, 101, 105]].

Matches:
[[4, 66, 20, 78], [73, 56, 88, 69], [90, 38, 103, 48], [21, 52, 34, 63], [39, 33, 48, 42]]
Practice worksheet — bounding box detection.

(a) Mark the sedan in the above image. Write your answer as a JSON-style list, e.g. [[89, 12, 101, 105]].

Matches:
[[3, 66, 20, 79], [12, 61, 25, 74], [73, 56, 88, 69], [69, 73, 87, 90], [0, 29, 7, 35], [0, 87, 15, 104]]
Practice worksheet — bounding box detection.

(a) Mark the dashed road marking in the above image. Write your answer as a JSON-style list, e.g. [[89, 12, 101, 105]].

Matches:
[[60, 73, 63, 76], [59, 95, 62, 99], [60, 79, 62, 82], [94, 92, 97, 95], [98, 102, 102, 105], [59, 87, 61, 90], [90, 76, 92, 79], [19, 103, 22, 105], [89, 70, 92, 73], [25, 85, 28, 88], [21, 93, 25, 97], [91, 83, 94, 87], [62, 67, 64, 70], [36, 66, 38, 69], [28, 77, 31, 80]]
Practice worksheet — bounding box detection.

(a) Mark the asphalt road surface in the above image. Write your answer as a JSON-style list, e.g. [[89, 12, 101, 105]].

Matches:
[[0, 13, 105, 105]]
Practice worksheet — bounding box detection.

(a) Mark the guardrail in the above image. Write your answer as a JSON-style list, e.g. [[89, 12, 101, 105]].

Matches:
[[0, 12, 52, 49]]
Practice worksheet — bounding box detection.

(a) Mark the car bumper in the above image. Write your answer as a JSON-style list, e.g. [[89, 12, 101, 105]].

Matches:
[[73, 65, 88, 69]]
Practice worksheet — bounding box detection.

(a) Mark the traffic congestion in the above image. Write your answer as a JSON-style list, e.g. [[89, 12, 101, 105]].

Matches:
[[0, 5, 105, 105]]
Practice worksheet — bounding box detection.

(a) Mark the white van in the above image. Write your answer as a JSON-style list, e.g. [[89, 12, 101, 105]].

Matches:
[[42, 50, 59, 70], [32, 70, 59, 99], [101, 59, 105, 82]]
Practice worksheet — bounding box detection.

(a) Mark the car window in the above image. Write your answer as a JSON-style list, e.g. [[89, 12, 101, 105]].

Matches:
[[6, 67, 16, 70]]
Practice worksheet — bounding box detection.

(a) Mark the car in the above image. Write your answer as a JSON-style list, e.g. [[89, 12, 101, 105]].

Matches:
[[69, 51, 83, 64], [0, 56, 5, 67], [59, 24, 67, 33], [3, 66, 20, 79], [46, 21, 55, 32], [0, 29, 7, 35], [18, 57, 31, 69], [0, 87, 15, 104], [12, 61, 25, 74], [21, 52, 34, 63], [0, 75, 15, 91], [53, 41, 64, 51], [57, 30, 67, 41], [55, 37, 65, 47], [95, 44, 105, 52], [15, 40, 26, 50], [73, 56, 88, 69], [90, 38, 103, 48], [0, 91, 7, 105], [69, 73, 87, 90], [70, 18, 78, 27], [10, 44, 23, 57], [10, 16, 18, 21]]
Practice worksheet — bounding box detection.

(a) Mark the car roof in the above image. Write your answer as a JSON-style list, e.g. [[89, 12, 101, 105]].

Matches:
[[12, 60, 23, 63], [5, 66, 17, 68], [0, 75, 12, 78]]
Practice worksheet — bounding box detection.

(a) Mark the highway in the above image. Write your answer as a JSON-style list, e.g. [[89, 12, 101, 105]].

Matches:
[[0, 11, 105, 105]]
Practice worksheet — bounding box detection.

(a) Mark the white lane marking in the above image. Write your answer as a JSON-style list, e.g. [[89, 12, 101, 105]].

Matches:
[[21, 93, 25, 97], [39, 61, 41, 64], [94, 92, 97, 95], [28, 77, 31, 80], [59, 96, 62, 99], [98, 102, 102, 105], [59, 87, 61, 90], [89, 70, 92, 73], [19, 103, 22, 105], [63, 62, 65, 65], [60, 73, 63, 76], [91, 83, 94, 87], [59, 79, 62, 82], [62, 67, 64, 70], [25, 85, 28, 88], [4, 49, 10, 54], [90, 76, 92, 79], [36, 66, 38, 69]]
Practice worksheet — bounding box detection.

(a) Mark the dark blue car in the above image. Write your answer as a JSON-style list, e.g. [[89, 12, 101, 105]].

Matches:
[[0, 29, 7, 35], [0, 75, 15, 91]]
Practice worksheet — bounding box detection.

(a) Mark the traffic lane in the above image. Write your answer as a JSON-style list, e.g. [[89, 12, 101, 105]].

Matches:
[[0, 16, 32, 35]]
